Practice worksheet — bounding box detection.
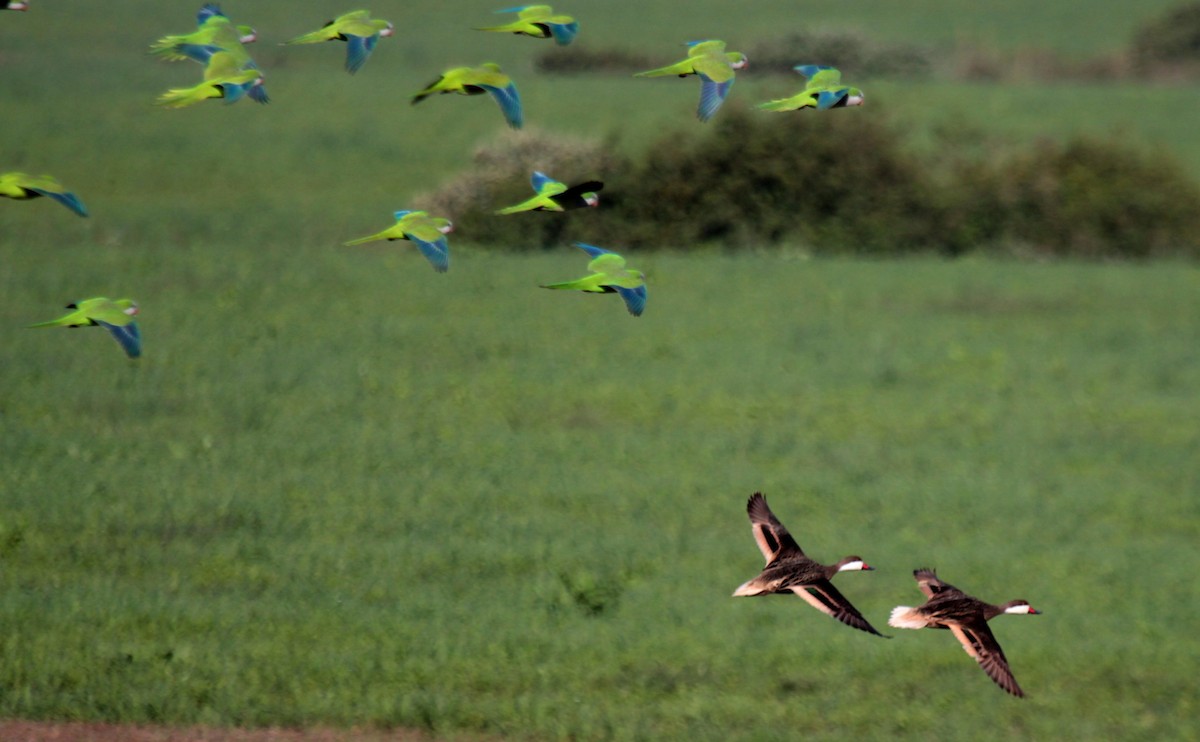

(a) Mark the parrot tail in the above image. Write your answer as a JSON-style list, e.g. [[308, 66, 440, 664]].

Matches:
[[156, 83, 220, 109]]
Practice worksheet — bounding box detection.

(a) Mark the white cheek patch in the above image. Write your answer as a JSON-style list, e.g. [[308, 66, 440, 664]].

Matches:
[[838, 560, 865, 572], [1005, 604, 1033, 614]]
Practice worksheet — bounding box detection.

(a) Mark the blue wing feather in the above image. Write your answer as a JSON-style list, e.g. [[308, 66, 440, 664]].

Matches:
[[247, 80, 269, 104], [547, 21, 578, 46], [816, 89, 848, 110], [531, 171, 559, 193], [411, 235, 450, 273], [794, 64, 832, 80], [29, 188, 88, 217], [344, 34, 379, 74], [697, 74, 733, 122], [573, 242, 612, 259], [97, 320, 141, 358], [197, 4, 225, 25], [175, 43, 222, 64], [221, 81, 250, 104], [482, 82, 523, 129], [393, 209, 416, 220], [615, 285, 646, 317]]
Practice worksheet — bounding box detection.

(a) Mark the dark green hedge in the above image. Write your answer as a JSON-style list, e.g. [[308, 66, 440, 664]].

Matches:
[[417, 110, 1200, 258]]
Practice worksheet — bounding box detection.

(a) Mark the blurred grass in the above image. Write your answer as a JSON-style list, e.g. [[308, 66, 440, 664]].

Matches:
[[3, 1, 1200, 740]]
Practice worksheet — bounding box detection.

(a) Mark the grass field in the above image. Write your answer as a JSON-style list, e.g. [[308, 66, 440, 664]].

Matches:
[[3, 248, 1199, 739], [3, 1, 1200, 740]]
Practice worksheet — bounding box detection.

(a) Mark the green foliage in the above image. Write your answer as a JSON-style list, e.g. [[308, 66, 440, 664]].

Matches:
[[613, 109, 943, 252], [420, 109, 942, 253], [954, 137, 1200, 257], [1132, 2, 1200, 70]]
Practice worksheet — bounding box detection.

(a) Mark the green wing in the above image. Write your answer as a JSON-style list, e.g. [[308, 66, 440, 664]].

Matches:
[[541, 275, 608, 292], [517, 5, 554, 19], [399, 214, 444, 243], [808, 68, 842, 87], [203, 51, 241, 80], [693, 50, 734, 83], [687, 40, 726, 58], [587, 252, 627, 277]]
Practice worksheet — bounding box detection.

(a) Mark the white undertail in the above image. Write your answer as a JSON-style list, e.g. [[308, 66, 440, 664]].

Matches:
[[888, 606, 929, 629], [732, 580, 764, 597]]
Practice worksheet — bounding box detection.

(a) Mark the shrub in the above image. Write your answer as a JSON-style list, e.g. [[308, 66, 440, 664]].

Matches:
[[1131, 2, 1200, 72], [974, 137, 1200, 258], [613, 107, 948, 252], [416, 113, 1200, 258]]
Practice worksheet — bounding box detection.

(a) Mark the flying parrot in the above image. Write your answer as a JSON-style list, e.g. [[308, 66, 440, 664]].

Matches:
[[540, 242, 646, 316], [344, 210, 453, 273], [757, 65, 865, 112], [634, 40, 747, 122], [149, 4, 257, 62], [411, 63, 523, 129], [475, 5, 579, 46], [155, 51, 265, 108], [29, 298, 141, 358], [0, 172, 88, 216], [283, 10, 394, 74], [495, 171, 602, 214]]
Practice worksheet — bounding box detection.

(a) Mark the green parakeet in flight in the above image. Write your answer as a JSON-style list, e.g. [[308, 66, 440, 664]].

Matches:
[[757, 65, 865, 112], [475, 5, 579, 46], [344, 210, 453, 273], [540, 242, 646, 316], [411, 63, 524, 129], [29, 298, 141, 358], [155, 51, 265, 108], [495, 171, 602, 214], [283, 10, 394, 74], [149, 4, 257, 62], [0, 172, 88, 216], [635, 40, 747, 122]]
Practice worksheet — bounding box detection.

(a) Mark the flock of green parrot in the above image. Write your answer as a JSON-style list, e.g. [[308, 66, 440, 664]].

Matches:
[[5, 2, 866, 358]]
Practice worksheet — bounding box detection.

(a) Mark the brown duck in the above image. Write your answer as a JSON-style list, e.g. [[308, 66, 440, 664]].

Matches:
[[889, 568, 1040, 698], [732, 492, 887, 637]]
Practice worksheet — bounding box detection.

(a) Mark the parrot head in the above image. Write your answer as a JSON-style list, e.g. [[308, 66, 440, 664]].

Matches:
[[236, 25, 258, 44], [582, 193, 600, 208], [380, 22, 395, 38]]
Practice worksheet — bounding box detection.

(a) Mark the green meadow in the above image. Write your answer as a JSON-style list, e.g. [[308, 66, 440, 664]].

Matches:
[[3, 1, 1200, 740]]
